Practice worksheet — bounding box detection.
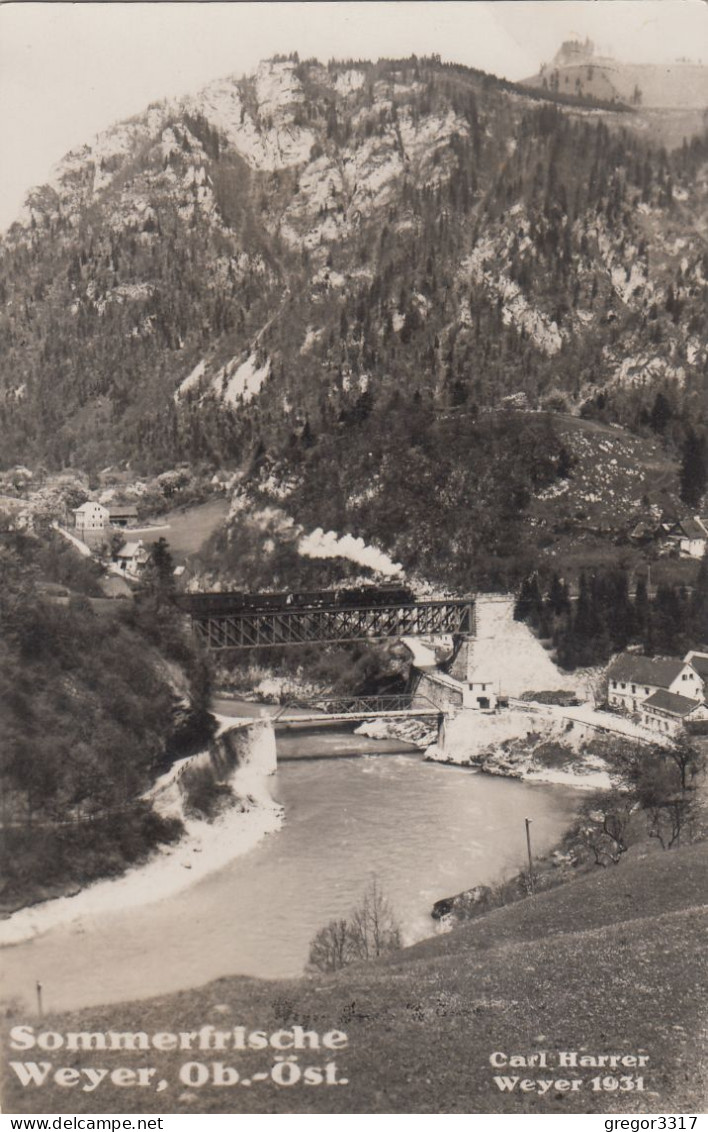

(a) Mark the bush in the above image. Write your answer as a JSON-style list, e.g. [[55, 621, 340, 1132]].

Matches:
[[307, 878, 402, 973], [180, 763, 232, 820]]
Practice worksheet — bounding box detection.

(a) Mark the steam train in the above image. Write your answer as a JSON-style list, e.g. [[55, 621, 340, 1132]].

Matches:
[[177, 584, 416, 618]]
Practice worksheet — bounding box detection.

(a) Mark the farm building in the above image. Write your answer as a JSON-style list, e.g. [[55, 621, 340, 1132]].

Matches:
[[108, 504, 139, 528]]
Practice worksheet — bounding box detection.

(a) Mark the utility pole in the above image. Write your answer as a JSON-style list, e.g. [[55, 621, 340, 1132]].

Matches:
[[525, 818, 535, 895]]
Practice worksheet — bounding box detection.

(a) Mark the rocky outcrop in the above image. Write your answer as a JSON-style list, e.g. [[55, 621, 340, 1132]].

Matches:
[[432, 884, 494, 921]]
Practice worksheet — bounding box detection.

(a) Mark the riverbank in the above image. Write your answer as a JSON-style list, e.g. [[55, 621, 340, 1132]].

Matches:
[[357, 709, 613, 789], [0, 718, 282, 949], [427, 708, 614, 789], [5, 840, 705, 1115]]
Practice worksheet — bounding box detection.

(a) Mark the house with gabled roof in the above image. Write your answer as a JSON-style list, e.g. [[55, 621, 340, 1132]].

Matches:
[[666, 516, 708, 558], [108, 504, 139, 528], [606, 653, 697, 714], [641, 690, 708, 736], [112, 539, 149, 579], [607, 649, 708, 731], [74, 501, 109, 533], [607, 652, 688, 710]]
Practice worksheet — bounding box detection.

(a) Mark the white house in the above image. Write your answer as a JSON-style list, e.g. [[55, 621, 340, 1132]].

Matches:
[[73, 501, 110, 533], [462, 679, 498, 712], [606, 653, 703, 714], [640, 690, 708, 737], [667, 517, 708, 558]]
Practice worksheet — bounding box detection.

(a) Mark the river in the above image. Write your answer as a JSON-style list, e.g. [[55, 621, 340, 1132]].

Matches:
[[0, 724, 577, 1015]]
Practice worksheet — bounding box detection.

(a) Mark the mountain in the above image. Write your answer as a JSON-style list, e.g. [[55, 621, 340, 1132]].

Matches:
[[522, 39, 708, 152], [0, 54, 706, 589], [1, 54, 706, 475], [526, 37, 708, 109]]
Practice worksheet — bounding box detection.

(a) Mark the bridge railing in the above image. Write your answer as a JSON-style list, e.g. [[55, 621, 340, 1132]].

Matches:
[[274, 692, 444, 719]]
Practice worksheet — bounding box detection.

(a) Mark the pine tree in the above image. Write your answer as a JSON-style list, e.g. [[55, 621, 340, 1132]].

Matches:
[[514, 574, 543, 625], [548, 571, 570, 616], [649, 392, 672, 435], [689, 555, 708, 646], [633, 575, 651, 648], [679, 430, 707, 509]]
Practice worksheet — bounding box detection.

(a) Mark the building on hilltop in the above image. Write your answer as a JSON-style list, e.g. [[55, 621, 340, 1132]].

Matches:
[[553, 38, 596, 68]]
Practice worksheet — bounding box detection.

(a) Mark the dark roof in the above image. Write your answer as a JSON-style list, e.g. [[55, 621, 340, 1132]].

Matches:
[[607, 652, 684, 688], [109, 504, 138, 516], [629, 521, 657, 539], [643, 689, 702, 717], [687, 654, 708, 679], [677, 518, 707, 540]]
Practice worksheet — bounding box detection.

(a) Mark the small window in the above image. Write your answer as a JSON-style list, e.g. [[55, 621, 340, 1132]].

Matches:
[[645, 687, 649, 694], [632, 684, 636, 694], [621, 682, 626, 690]]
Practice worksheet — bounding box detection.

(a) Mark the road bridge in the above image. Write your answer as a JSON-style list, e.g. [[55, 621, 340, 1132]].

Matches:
[[272, 693, 453, 755], [187, 596, 475, 650], [273, 692, 444, 725]]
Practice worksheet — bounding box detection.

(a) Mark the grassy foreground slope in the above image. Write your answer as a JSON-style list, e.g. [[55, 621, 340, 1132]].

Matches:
[[3, 842, 706, 1114]]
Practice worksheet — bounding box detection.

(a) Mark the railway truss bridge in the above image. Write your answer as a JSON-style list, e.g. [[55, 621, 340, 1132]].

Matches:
[[187, 595, 475, 650]]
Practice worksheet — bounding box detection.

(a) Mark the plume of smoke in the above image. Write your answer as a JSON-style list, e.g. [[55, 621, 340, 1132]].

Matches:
[[299, 527, 403, 577]]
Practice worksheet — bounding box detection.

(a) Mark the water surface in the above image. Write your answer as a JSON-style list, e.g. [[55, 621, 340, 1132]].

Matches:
[[0, 736, 576, 1014]]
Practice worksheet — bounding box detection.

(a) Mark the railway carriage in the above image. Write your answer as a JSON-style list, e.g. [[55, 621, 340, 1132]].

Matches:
[[177, 584, 416, 617]]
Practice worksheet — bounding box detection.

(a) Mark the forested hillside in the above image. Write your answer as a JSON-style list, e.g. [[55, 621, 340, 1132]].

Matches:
[[1, 55, 706, 476], [2, 54, 707, 593], [0, 530, 213, 910]]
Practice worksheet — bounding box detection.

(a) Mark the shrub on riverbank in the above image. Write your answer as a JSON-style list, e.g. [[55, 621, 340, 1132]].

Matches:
[[308, 879, 402, 973], [180, 764, 233, 820], [433, 735, 707, 927], [0, 806, 183, 914]]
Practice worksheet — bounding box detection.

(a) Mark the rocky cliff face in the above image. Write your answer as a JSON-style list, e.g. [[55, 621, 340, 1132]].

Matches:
[[1, 55, 706, 475]]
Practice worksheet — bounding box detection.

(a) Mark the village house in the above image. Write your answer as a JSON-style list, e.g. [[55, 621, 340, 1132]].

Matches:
[[607, 652, 706, 714], [463, 679, 498, 712], [628, 518, 659, 547], [112, 539, 149, 579], [108, 504, 139, 528], [665, 516, 708, 558], [73, 501, 110, 533], [640, 690, 708, 736]]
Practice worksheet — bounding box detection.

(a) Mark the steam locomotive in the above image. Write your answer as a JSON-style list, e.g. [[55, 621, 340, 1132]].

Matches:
[[177, 584, 416, 618]]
